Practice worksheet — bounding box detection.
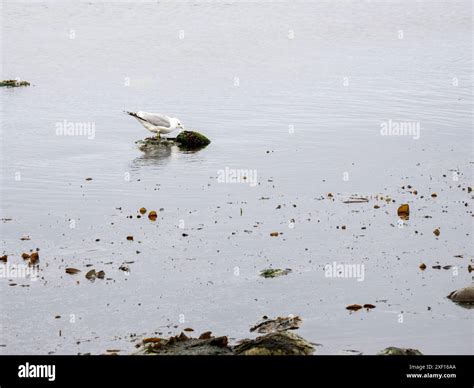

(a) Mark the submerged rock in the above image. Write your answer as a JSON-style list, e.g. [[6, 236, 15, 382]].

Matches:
[[135, 131, 210, 152], [377, 347, 423, 356], [234, 331, 315, 355], [447, 285, 474, 304], [0, 79, 30, 87]]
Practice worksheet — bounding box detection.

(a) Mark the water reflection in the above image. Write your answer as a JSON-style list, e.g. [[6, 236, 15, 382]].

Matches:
[[131, 143, 176, 168]]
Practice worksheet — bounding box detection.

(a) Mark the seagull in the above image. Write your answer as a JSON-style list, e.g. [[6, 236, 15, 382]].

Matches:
[[125, 111, 184, 138]]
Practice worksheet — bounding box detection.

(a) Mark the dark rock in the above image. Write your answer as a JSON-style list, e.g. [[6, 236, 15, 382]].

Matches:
[[377, 347, 423, 355], [233, 331, 315, 355], [250, 315, 302, 333], [175, 131, 210, 150], [135, 332, 233, 355], [0, 79, 30, 87]]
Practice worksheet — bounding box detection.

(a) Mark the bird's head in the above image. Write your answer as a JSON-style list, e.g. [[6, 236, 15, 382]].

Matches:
[[172, 118, 185, 130]]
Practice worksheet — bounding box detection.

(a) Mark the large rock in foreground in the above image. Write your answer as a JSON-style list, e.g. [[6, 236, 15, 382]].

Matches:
[[234, 331, 315, 355], [134, 330, 315, 355], [377, 347, 423, 356], [447, 285, 474, 304], [135, 332, 233, 355]]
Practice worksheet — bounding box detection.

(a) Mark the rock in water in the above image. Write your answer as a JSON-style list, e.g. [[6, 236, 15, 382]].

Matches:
[[0, 79, 30, 87], [259, 268, 292, 278], [135, 131, 210, 152], [250, 316, 302, 333], [233, 331, 315, 355], [175, 131, 211, 149], [134, 332, 233, 355], [447, 285, 474, 303], [377, 347, 423, 355]]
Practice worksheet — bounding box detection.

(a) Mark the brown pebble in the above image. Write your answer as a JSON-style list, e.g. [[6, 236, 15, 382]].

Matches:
[[199, 331, 212, 340]]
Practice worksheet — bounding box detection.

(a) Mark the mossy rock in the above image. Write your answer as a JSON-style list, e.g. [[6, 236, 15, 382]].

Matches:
[[135, 137, 176, 151], [260, 268, 292, 278], [175, 130, 210, 150], [233, 331, 315, 355], [0, 79, 30, 87], [377, 347, 423, 356]]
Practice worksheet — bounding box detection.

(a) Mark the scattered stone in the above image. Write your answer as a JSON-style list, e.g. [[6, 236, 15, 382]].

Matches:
[[199, 331, 212, 340], [397, 204, 409, 220], [139, 207, 147, 214], [0, 79, 30, 87], [342, 196, 369, 204], [119, 265, 130, 273], [65, 268, 81, 275], [419, 263, 427, 270], [269, 232, 279, 237], [363, 304, 376, 310], [260, 268, 292, 278], [21, 253, 30, 260], [85, 269, 97, 280], [250, 316, 302, 333], [346, 304, 363, 311], [447, 285, 474, 304], [148, 211, 157, 221], [28, 252, 39, 265], [97, 270, 105, 279], [126, 235, 134, 241], [0, 255, 7, 262], [433, 228, 440, 237]]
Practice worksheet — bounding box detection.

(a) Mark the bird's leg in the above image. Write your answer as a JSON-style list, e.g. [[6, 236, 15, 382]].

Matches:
[[155, 132, 161, 139]]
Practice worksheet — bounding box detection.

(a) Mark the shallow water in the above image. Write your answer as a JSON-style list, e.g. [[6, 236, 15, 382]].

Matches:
[[1, 1, 472, 355]]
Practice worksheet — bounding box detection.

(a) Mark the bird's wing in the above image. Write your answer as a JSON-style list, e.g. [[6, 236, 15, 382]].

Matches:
[[135, 112, 171, 128]]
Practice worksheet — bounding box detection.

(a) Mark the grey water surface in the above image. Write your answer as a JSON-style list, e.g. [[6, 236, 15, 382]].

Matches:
[[0, 1, 472, 355]]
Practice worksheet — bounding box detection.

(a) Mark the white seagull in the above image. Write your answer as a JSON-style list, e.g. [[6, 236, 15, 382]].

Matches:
[[126, 111, 184, 138]]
